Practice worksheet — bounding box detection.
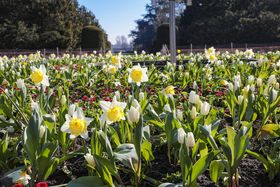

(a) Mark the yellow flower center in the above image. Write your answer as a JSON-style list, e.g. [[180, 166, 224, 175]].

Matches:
[[130, 68, 143, 82], [111, 56, 120, 65], [69, 118, 87, 136], [20, 171, 27, 177], [109, 66, 117, 74], [106, 106, 124, 122], [209, 54, 216, 61], [166, 86, 175, 95], [31, 70, 44, 84]]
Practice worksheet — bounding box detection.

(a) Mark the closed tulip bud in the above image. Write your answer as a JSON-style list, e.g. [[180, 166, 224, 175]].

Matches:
[[127, 106, 140, 124], [237, 95, 244, 105], [190, 106, 197, 119], [272, 89, 278, 102], [177, 128, 186, 144], [268, 75, 276, 85], [189, 91, 199, 104], [176, 109, 183, 121], [84, 153, 95, 167], [61, 95, 67, 106], [184, 72, 189, 79], [193, 81, 198, 90], [164, 104, 172, 113], [39, 125, 46, 138], [228, 82, 234, 91], [16, 79, 25, 89], [257, 78, 262, 87], [114, 91, 120, 101], [276, 82, 279, 90], [248, 75, 254, 84], [186, 132, 195, 148], [250, 85, 255, 92], [139, 92, 145, 102], [201, 102, 211, 115]]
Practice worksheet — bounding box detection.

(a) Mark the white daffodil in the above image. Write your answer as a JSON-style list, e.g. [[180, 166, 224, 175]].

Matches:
[[244, 49, 254, 59], [100, 97, 127, 125], [128, 64, 148, 86], [8, 170, 31, 185], [111, 55, 122, 68], [30, 65, 49, 86], [107, 65, 118, 74], [61, 104, 91, 139]]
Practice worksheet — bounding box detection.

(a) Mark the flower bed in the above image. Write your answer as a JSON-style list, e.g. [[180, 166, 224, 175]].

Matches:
[[0, 48, 279, 187]]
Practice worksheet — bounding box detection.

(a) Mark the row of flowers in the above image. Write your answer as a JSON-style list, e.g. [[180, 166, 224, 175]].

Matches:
[[0, 48, 279, 187]]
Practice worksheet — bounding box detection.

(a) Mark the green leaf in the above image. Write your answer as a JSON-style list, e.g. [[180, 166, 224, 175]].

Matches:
[[67, 176, 109, 187], [259, 124, 280, 138], [114, 143, 138, 172], [191, 151, 219, 184], [141, 140, 154, 162], [210, 160, 225, 184], [23, 108, 42, 163]]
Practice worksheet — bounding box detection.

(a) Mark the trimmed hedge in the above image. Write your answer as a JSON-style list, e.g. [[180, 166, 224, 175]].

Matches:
[[81, 25, 105, 50]]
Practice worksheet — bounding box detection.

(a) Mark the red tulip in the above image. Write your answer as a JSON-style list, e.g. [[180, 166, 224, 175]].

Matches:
[[13, 183, 24, 187], [36, 182, 48, 187]]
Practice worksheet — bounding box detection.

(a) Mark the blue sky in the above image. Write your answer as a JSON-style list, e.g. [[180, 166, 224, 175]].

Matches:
[[78, 0, 150, 44]]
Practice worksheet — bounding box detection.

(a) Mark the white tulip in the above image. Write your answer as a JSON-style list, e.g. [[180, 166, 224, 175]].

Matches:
[[189, 91, 199, 104], [84, 153, 96, 167], [114, 91, 120, 101], [228, 82, 234, 91], [39, 125, 46, 138], [268, 75, 277, 85], [61, 95, 67, 106], [248, 75, 254, 84], [139, 92, 145, 102], [201, 102, 211, 115], [16, 79, 25, 89], [237, 95, 244, 105], [193, 81, 198, 90], [127, 106, 140, 124], [176, 109, 183, 121], [164, 104, 172, 113], [177, 128, 186, 144], [191, 106, 197, 119], [186, 132, 195, 148], [272, 89, 278, 102], [276, 82, 279, 90]]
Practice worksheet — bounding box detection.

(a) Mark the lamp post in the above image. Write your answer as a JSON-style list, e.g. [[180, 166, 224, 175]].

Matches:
[[169, 0, 191, 64], [169, 0, 176, 64]]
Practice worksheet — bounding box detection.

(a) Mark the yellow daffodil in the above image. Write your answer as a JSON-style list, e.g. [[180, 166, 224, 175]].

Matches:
[[128, 64, 148, 86], [165, 85, 175, 95], [111, 55, 121, 68], [100, 97, 126, 125], [30, 65, 49, 86], [61, 104, 91, 139]]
